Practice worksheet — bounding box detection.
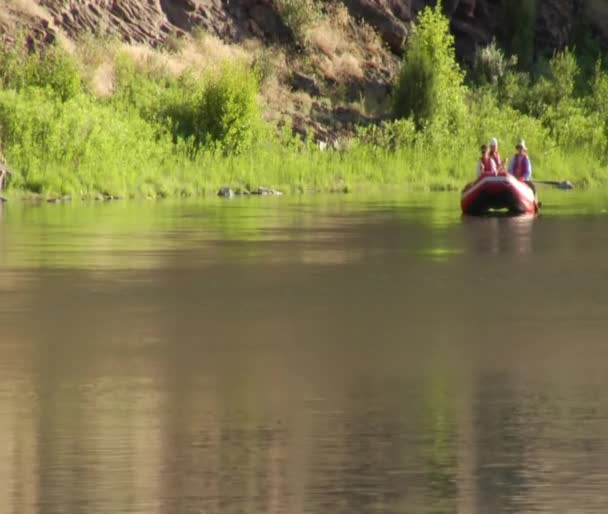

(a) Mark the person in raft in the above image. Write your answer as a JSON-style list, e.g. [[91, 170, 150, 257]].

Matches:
[[508, 139, 532, 181], [477, 144, 497, 177], [488, 137, 504, 171]]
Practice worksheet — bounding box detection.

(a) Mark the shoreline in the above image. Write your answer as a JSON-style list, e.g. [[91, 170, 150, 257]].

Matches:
[[0, 179, 600, 206]]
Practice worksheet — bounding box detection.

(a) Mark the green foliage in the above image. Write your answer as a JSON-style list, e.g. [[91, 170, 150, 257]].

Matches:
[[392, 3, 466, 129], [355, 119, 418, 150], [0, 88, 174, 195], [392, 46, 435, 125], [590, 60, 608, 121], [193, 64, 263, 153], [112, 56, 263, 154], [502, 0, 537, 69], [496, 69, 531, 111], [473, 40, 517, 86], [0, 39, 81, 101], [549, 49, 579, 99], [273, 0, 322, 47]]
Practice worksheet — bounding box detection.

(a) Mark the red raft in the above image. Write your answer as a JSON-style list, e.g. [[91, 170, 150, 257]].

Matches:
[[461, 173, 539, 216]]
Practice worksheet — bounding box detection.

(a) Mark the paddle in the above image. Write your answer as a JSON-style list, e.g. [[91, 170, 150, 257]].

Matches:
[[533, 180, 574, 190]]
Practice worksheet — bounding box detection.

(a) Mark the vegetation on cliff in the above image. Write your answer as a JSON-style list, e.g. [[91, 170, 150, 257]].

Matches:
[[0, 3, 607, 199]]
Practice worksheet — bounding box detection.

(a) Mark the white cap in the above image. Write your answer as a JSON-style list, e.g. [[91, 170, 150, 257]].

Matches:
[[489, 137, 498, 147], [516, 139, 527, 150]]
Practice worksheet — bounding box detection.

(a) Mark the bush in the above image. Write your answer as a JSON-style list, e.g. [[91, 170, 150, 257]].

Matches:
[[274, 0, 322, 47], [0, 39, 81, 101], [525, 49, 579, 116], [153, 64, 263, 154], [112, 55, 263, 154], [590, 60, 608, 122], [355, 118, 418, 151], [392, 3, 466, 129], [473, 39, 516, 86], [193, 63, 262, 153], [0, 88, 174, 195]]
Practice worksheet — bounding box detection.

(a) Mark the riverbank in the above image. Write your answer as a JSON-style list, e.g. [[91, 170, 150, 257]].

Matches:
[[1, 6, 607, 199]]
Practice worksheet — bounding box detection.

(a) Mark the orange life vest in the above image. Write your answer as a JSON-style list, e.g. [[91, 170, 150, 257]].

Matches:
[[489, 150, 501, 168], [481, 156, 494, 174]]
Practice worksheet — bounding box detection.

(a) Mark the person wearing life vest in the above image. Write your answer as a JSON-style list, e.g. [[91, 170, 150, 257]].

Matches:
[[488, 137, 504, 171], [508, 139, 532, 181], [477, 144, 497, 177]]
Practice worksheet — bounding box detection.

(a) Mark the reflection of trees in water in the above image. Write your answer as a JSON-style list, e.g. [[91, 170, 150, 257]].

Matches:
[[302, 375, 461, 514], [472, 373, 530, 514], [304, 377, 402, 514], [462, 215, 535, 260], [419, 376, 459, 514], [156, 302, 291, 514]]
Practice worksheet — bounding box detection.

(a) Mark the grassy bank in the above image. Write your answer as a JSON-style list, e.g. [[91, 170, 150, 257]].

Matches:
[[1, 5, 607, 199]]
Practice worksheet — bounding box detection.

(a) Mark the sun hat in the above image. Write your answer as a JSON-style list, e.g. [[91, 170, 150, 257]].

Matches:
[[516, 139, 527, 150], [489, 137, 498, 147]]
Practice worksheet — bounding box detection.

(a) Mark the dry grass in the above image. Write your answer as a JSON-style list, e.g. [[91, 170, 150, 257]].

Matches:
[[122, 34, 250, 77], [74, 32, 253, 97], [2, 0, 74, 52], [260, 74, 291, 121], [90, 61, 115, 97], [5, 0, 50, 22], [291, 90, 313, 115], [306, 3, 388, 83]]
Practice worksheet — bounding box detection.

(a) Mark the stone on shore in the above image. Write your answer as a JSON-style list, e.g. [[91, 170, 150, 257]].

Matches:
[[217, 187, 235, 198], [251, 187, 283, 196]]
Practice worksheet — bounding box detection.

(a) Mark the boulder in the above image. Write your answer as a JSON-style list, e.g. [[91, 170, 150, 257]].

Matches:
[[343, 0, 412, 53], [217, 186, 235, 198]]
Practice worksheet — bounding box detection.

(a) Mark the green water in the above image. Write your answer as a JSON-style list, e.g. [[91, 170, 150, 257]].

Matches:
[[1, 190, 608, 514]]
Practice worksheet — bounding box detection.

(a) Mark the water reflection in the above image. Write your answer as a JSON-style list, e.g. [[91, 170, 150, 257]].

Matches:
[[462, 214, 535, 259], [2, 193, 608, 514]]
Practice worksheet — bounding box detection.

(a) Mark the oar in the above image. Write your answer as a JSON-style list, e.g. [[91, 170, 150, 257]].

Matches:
[[533, 180, 574, 190]]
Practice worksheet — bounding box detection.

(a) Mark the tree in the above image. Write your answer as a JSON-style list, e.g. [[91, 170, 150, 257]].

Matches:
[[392, 2, 466, 130]]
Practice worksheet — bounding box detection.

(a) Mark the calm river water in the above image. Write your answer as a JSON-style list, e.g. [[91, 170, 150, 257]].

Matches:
[[1, 191, 608, 514]]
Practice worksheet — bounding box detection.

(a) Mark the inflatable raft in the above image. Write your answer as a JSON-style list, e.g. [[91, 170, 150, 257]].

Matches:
[[461, 173, 539, 216]]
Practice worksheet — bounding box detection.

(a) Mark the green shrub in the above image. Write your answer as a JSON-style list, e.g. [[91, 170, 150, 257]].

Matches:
[[273, 0, 322, 47], [502, 0, 537, 69], [497, 69, 531, 112], [590, 60, 608, 122], [0, 88, 174, 195], [473, 39, 517, 86], [111, 54, 263, 154], [0, 39, 81, 101], [549, 49, 579, 99], [526, 49, 579, 115], [392, 3, 466, 130], [191, 64, 263, 153]]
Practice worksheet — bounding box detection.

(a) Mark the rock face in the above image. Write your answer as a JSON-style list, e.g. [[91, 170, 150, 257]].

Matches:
[[2, 0, 606, 63], [31, 0, 292, 47], [344, 0, 608, 60]]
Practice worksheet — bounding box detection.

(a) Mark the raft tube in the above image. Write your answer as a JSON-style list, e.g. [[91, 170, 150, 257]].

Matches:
[[461, 173, 539, 216]]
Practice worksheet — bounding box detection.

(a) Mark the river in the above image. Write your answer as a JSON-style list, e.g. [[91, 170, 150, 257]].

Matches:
[[1, 191, 608, 514]]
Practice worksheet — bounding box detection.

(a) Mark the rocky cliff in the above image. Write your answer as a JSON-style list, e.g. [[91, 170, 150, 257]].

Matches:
[[2, 1, 606, 60], [343, 0, 607, 60]]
